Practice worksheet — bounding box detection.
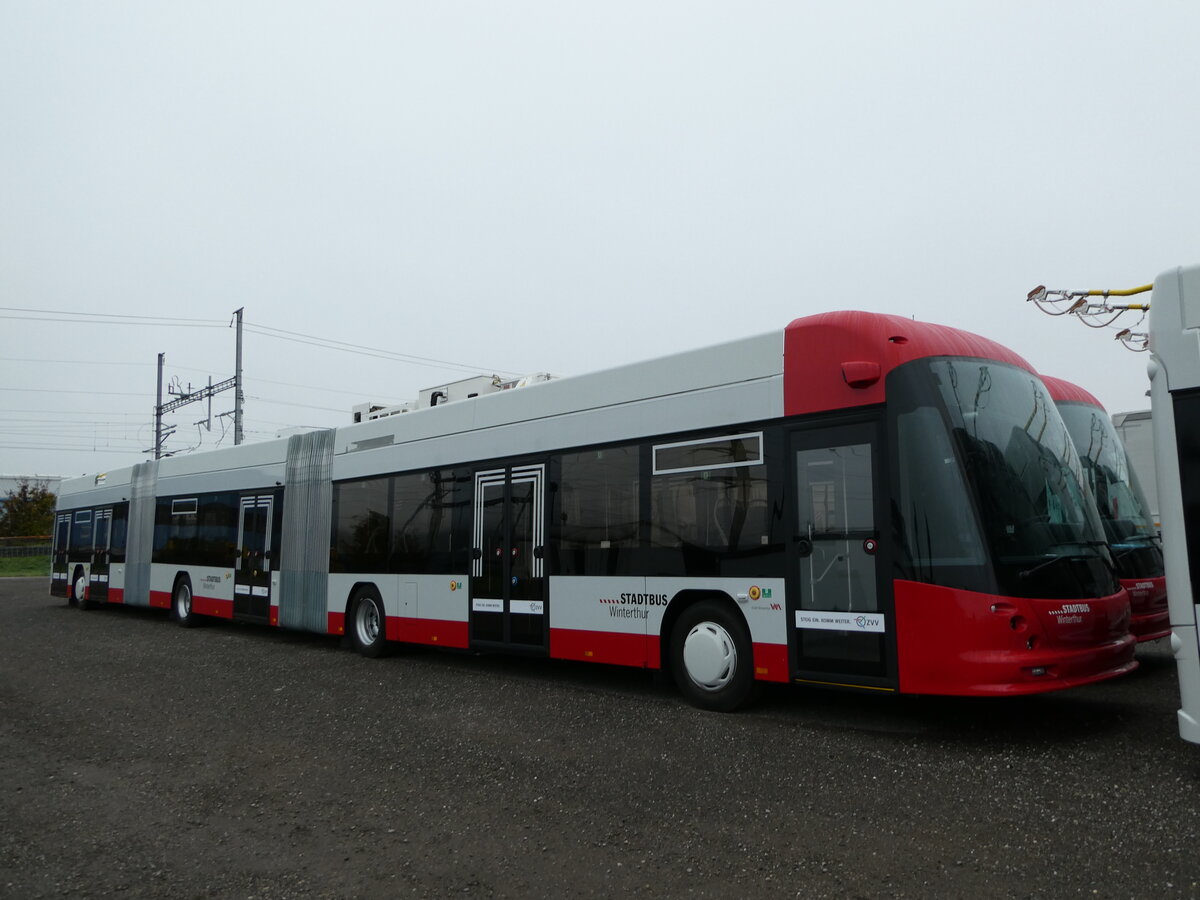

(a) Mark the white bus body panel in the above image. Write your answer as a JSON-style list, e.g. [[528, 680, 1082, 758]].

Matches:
[[328, 573, 471, 643], [1148, 265, 1200, 743], [1111, 410, 1158, 528], [549, 575, 787, 657]]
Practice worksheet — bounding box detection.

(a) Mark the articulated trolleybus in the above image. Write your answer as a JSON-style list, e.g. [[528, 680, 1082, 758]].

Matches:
[[52, 312, 1135, 710]]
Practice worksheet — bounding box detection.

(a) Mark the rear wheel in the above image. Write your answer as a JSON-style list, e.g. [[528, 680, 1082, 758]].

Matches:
[[74, 568, 93, 611], [669, 599, 754, 712], [171, 576, 200, 628], [351, 590, 389, 658]]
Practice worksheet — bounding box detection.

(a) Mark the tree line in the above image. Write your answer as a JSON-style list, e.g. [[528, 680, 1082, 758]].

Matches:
[[0, 480, 56, 538]]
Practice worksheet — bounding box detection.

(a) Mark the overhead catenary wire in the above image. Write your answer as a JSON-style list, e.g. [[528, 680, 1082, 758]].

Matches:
[[3, 305, 531, 465], [243, 321, 523, 378], [0, 444, 148, 453], [3, 307, 525, 383], [0, 307, 225, 326], [0, 358, 406, 405]]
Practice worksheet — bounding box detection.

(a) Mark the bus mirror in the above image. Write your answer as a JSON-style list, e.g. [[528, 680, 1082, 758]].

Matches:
[[841, 361, 880, 388]]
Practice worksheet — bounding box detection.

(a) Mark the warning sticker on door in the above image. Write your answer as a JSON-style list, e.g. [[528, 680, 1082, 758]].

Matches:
[[795, 611, 885, 633]]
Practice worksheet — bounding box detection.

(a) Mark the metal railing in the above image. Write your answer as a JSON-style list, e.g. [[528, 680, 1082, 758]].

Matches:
[[0, 536, 52, 558]]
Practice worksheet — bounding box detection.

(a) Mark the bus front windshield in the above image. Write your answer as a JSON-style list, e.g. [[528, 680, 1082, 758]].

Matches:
[[1056, 401, 1164, 579], [891, 359, 1118, 600]]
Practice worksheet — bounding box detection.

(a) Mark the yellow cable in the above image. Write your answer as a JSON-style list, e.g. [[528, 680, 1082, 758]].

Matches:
[[1085, 284, 1153, 297]]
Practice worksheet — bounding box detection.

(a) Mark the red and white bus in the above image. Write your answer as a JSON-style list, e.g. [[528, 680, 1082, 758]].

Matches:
[[51, 311, 1136, 710], [1041, 375, 1169, 642]]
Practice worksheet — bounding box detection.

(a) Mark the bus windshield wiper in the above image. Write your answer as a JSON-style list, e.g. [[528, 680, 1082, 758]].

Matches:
[[1047, 540, 1108, 553], [1018, 548, 1103, 580]]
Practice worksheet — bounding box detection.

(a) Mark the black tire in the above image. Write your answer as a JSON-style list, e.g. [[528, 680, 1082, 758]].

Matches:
[[73, 568, 93, 611], [171, 576, 200, 628], [350, 590, 389, 658], [669, 599, 754, 712]]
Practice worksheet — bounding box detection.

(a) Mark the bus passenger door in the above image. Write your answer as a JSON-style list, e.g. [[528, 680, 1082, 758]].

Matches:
[[789, 422, 895, 687], [89, 508, 112, 602], [470, 463, 547, 652], [51, 513, 70, 597], [235, 494, 273, 619]]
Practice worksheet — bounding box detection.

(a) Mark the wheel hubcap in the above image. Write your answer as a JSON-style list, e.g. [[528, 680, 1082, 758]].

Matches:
[[682, 621, 737, 691], [357, 601, 380, 645], [177, 585, 191, 616]]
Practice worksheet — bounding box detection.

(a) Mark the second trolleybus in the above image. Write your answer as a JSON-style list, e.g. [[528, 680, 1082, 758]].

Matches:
[[51, 311, 1136, 710], [1041, 374, 1169, 642]]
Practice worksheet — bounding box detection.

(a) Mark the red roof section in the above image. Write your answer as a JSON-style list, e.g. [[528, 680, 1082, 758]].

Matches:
[[1040, 374, 1105, 410], [783, 311, 1036, 417]]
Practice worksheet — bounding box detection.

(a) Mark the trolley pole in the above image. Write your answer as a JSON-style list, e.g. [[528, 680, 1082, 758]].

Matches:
[[234, 307, 244, 445]]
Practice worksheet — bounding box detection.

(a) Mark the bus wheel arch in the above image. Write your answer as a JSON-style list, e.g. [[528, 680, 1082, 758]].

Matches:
[[171, 573, 200, 628], [348, 584, 390, 658], [663, 592, 755, 712]]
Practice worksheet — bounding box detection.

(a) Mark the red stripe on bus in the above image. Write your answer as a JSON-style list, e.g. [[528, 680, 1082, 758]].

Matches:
[[149, 590, 172, 609], [192, 595, 233, 619], [328, 612, 345, 635], [549, 628, 655, 669], [752, 642, 790, 683], [109, 588, 125, 604], [270, 606, 279, 627], [386, 616, 469, 649]]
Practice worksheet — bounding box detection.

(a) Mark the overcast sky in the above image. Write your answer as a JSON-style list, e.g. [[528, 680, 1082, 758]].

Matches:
[[2, 1, 1197, 480]]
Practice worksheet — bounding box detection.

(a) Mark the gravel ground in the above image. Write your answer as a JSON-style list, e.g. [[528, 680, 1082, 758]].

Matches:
[[2, 576, 1199, 899]]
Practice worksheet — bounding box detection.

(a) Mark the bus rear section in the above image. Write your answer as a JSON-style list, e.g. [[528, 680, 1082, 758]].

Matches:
[[1043, 375, 1168, 642]]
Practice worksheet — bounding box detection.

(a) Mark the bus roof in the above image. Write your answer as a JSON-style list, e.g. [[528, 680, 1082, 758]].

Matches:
[[1041, 373, 1105, 409], [783, 310, 1036, 417]]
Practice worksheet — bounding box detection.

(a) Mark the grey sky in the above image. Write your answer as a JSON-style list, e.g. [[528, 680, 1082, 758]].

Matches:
[[2, 1, 1197, 478]]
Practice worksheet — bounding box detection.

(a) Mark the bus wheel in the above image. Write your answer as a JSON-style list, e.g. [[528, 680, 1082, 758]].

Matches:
[[74, 568, 93, 611], [171, 576, 200, 628], [669, 600, 754, 712], [351, 590, 389, 658]]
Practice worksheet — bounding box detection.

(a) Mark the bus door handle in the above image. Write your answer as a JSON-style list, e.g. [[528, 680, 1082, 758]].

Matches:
[[795, 537, 813, 557]]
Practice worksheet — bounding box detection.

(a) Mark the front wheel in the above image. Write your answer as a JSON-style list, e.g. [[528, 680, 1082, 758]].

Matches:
[[351, 590, 389, 658], [669, 600, 755, 712], [171, 577, 200, 628]]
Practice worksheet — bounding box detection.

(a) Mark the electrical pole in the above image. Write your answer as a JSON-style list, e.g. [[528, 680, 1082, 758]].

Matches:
[[148, 308, 245, 458], [154, 353, 164, 459], [234, 307, 244, 445]]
